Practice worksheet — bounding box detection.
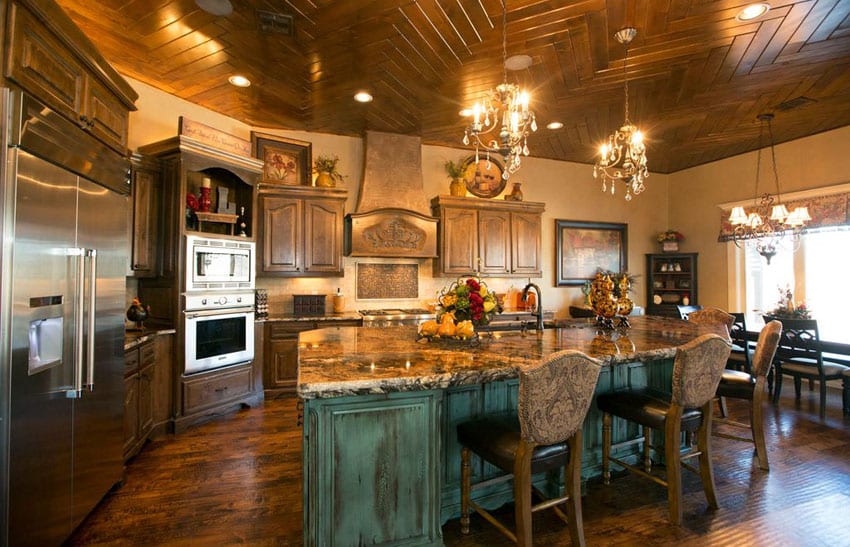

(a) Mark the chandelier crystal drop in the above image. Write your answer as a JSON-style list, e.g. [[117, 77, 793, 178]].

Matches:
[[462, 2, 536, 180], [593, 27, 648, 201], [727, 113, 811, 263]]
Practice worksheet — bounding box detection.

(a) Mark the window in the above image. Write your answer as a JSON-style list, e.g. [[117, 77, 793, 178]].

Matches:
[[743, 227, 850, 343]]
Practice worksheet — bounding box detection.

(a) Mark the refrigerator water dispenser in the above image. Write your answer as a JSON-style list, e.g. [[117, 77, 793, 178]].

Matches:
[[28, 316, 63, 374]]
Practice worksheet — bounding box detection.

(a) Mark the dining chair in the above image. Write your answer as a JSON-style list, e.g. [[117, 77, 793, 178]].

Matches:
[[677, 305, 703, 320], [597, 333, 732, 525], [457, 350, 602, 547], [726, 313, 752, 373], [842, 369, 850, 417], [769, 317, 849, 418], [714, 320, 782, 470]]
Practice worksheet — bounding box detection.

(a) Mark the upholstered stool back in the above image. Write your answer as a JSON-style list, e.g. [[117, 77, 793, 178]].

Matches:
[[687, 308, 735, 338], [672, 334, 734, 408], [518, 350, 601, 445]]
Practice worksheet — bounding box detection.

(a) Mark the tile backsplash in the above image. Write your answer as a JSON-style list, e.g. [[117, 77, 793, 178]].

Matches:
[[356, 263, 418, 300]]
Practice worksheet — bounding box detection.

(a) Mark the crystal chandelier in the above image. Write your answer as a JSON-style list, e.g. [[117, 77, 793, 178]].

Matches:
[[593, 27, 648, 201], [462, 2, 536, 180], [728, 113, 811, 263]]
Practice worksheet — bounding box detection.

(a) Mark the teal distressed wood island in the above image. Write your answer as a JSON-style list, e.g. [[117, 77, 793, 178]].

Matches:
[[297, 316, 720, 546]]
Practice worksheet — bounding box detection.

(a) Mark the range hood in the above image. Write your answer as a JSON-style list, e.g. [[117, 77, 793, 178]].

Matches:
[[346, 131, 438, 258]]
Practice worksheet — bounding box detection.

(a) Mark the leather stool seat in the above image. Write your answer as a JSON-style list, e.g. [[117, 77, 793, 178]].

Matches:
[[457, 415, 568, 475], [596, 389, 704, 432], [717, 370, 756, 400]]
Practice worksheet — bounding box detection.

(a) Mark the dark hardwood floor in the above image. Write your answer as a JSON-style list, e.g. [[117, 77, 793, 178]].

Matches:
[[68, 386, 850, 546]]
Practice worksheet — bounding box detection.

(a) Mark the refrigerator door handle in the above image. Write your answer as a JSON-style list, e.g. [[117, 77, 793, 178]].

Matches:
[[67, 247, 87, 398], [85, 248, 97, 390]]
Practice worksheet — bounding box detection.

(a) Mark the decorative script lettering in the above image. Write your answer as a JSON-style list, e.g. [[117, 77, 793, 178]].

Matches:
[[363, 219, 425, 250]]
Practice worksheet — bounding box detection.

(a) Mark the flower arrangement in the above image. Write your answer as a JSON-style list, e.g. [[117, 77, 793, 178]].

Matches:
[[656, 230, 684, 243], [313, 155, 345, 184], [768, 286, 812, 319]]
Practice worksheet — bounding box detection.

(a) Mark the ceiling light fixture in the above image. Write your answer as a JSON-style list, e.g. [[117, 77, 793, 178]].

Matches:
[[593, 27, 648, 201], [736, 3, 770, 21], [354, 91, 373, 103], [195, 0, 233, 17], [462, 1, 536, 180], [727, 113, 810, 263], [228, 75, 251, 87], [546, 121, 564, 130]]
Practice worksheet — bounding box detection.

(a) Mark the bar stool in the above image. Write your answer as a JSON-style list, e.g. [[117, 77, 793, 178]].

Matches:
[[457, 350, 602, 546], [597, 334, 732, 525], [714, 320, 782, 470], [687, 307, 734, 337]]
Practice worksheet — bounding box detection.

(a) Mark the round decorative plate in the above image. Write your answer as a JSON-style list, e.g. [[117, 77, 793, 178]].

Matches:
[[462, 156, 506, 198]]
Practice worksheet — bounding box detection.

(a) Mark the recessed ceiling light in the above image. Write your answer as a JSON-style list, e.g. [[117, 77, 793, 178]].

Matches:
[[228, 75, 251, 87], [354, 91, 373, 103], [547, 121, 564, 130], [505, 54, 533, 71], [459, 108, 473, 117], [736, 3, 770, 21], [195, 0, 233, 17]]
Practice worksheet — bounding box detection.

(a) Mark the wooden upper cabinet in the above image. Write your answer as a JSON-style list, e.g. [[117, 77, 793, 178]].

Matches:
[[5, 1, 136, 154], [258, 186, 346, 277], [130, 158, 161, 277], [304, 198, 344, 274], [432, 196, 544, 278], [261, 195, 302, 273]]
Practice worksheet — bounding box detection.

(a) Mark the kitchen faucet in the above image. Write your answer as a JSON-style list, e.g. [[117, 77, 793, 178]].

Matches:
[[521, 281, 544, 331]]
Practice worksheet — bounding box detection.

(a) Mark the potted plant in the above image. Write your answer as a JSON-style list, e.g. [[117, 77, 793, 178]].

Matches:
[[444, 159, 466, 196], [313, 155, 345, 188], [656, 229, 684, 252]]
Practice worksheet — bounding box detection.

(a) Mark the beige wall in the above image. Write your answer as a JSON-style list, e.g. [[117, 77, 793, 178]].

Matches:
[[667, 125, 850, 310], [127, 77, 670, 317]]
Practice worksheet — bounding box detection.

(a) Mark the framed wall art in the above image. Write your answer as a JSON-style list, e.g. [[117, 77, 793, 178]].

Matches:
[[556, 220, 628, 286], [251, 132, 312, 186], [461, 155, 506, 198]]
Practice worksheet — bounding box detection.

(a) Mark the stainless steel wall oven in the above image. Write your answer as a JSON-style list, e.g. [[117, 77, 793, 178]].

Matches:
[[184, 291, 255, 374]]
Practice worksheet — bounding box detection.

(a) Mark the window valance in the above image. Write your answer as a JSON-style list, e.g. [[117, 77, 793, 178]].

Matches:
[[717, 191, 850, 242]]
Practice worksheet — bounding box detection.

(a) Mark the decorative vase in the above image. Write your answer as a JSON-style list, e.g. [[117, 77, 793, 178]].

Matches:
[[198, 186, 211, 212], [315, 172, 334, 188], [449, 178, 466, 196], [662, 240, 679, 252], [506, 182, 523, 201]]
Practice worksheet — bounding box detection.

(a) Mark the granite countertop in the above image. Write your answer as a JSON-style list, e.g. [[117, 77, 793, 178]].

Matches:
[[124, 328, 176, 351], [297, 315, 727, 399], [256, 312, 362, 323]]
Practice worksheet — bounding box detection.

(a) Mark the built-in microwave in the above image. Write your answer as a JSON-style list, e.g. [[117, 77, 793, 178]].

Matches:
[[186, 235, 254, 291]]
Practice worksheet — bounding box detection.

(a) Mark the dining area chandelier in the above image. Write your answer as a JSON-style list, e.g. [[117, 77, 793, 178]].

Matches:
[[462, 1, 536, 180], [727, 113, 811, 263], [593, 27, 648, 201]]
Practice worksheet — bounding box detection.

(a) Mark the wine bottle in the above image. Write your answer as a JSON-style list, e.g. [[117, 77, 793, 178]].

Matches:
[[236, 206, 248, 237]]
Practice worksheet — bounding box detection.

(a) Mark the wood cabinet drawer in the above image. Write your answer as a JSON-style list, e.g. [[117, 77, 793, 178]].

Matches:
[[125, 347, 140, 376], [7, 3, 85, 122], [182, 365, 253, 414], [139, 341, 156, 367]]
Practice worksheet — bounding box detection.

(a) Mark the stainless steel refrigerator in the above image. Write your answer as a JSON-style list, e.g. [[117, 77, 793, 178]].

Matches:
[[0, 90, 130, 545]]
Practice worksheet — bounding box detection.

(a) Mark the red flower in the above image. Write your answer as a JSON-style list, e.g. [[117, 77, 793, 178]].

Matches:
[[466, 279, 480, 292]]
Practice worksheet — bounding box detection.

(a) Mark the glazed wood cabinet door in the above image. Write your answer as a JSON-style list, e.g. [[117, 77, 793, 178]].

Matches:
[[510, 211, 542, 275], [84, 76, 130, 152], [261, 195, 302, 274], [478, 210, 510, 275], [440, 208, 478, 275], [304, 198, 343, 274], [130, 164, 160, 277]]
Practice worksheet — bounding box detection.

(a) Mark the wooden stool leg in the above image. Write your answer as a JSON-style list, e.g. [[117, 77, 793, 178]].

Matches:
[[751, 389, 769, 471], [718, 396, 728, 418], [642, 426, 652, 473], [514, 442, 534, 547], [565, 432, 586, 547], [602, 413, 612, 485], [664, 410, 683, 526], [460, 447, 471, 534], [697, 402, 719, 510], [794, 376, 802, 399]]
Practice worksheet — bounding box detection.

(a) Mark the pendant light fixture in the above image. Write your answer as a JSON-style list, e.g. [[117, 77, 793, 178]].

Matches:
[[727, 113, 810, 263], [461, 1, 537, 180], [593, 27, 648, 201]]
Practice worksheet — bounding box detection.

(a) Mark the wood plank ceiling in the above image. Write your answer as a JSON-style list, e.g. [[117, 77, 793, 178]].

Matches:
[[55, 0, 850, 173]]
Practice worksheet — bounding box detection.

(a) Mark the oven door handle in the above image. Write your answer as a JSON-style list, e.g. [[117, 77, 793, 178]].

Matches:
[[184, 307, 255, 319]]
